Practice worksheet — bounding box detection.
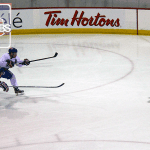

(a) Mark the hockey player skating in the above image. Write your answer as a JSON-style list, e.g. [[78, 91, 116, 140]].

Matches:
[[0, 50, 64, 94], [0, 47, 30, 95]]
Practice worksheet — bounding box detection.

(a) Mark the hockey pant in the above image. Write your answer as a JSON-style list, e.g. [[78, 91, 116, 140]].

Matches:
[[1, 69, 18, 87]]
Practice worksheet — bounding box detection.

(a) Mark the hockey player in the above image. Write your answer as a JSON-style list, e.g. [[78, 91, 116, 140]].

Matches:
[[0, 47, 30, 95]]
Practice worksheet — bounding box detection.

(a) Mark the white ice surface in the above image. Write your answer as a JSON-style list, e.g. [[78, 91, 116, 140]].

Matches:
[[0, 34, 150, 150]]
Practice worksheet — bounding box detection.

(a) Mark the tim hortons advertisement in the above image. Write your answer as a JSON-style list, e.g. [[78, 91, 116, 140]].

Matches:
[[42, 9, 123, 29], [44, 10, 120, 28], [10, 8, 136, 30]]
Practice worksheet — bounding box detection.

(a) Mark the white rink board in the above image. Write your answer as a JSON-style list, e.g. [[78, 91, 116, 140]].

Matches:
[[10, 8, 136, 30], [124, 9, 136, 29], [138, 10, 150, 30], [11, 9, 34, 29]]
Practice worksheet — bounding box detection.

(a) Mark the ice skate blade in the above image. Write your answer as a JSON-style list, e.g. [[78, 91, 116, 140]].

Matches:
[[15, 92, 24, 96]]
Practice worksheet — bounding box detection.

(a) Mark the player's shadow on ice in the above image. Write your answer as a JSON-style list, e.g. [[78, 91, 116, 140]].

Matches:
[[0, 92, 57, 119], [0, 109, 29, 119]]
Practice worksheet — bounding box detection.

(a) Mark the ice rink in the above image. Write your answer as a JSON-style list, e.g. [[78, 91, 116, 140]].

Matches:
[[0, 34, 150, 150]]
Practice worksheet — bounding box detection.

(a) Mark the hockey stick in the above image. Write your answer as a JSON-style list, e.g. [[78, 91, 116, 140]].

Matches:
[[9, 83, 65, 88], [30, 52, 58, 63], [19, 52, 58, 64]]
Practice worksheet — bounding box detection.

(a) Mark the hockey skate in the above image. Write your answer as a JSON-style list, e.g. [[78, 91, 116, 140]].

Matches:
[[13, 87, 24, 96]]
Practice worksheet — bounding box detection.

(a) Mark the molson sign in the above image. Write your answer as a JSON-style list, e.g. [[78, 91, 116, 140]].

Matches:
[[0, 3, 11, 48], [0, 18, 11, 36], [0, 18, 3, 35], [44, 9, 120, 28]]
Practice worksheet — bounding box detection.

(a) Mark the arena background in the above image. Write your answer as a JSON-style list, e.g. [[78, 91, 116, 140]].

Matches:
[[0, 0, 149, 8], [0, 1, 150, 150]]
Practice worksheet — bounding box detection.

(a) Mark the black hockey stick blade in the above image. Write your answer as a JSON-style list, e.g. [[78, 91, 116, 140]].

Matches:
[[53, 52, 58, 57], [9, 83, 64, 88]]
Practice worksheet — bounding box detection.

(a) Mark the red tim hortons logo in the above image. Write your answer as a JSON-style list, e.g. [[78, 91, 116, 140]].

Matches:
[[44, 10, 120, 27]]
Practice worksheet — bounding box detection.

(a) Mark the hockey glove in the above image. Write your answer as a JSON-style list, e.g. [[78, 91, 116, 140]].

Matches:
[[22, 59, 30, 66], [6, 59, 14, 68], [0, 81, 9, 92]]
